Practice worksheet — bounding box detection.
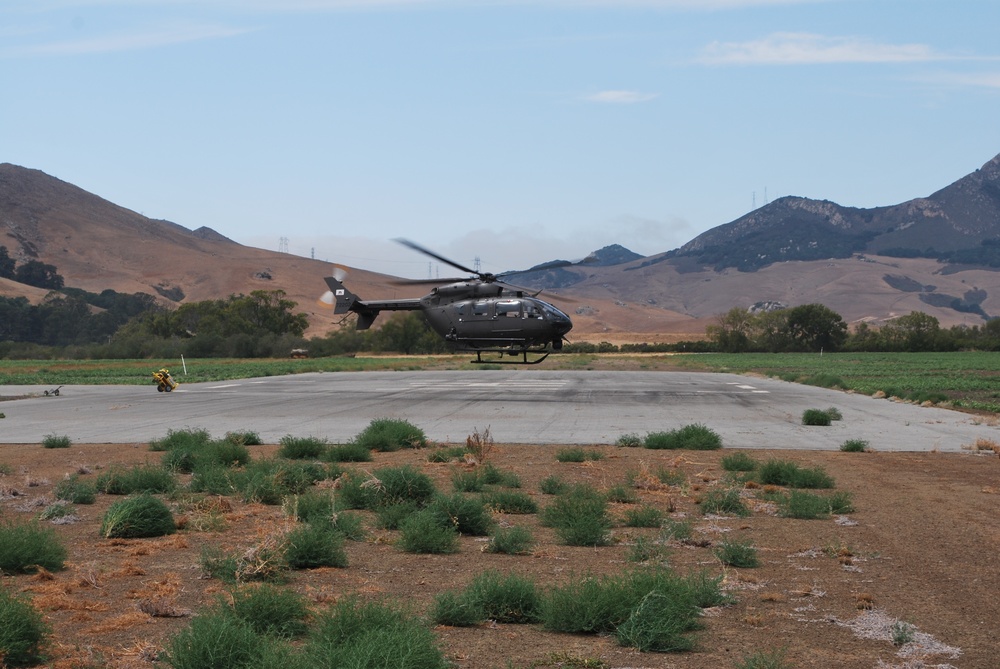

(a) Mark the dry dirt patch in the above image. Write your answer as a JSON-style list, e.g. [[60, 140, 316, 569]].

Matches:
[[1, 442, 998, 669]]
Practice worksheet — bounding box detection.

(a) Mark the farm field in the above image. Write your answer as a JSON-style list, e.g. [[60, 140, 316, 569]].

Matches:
[[1, 429, 998, 669], [2, 351, 999, 413]]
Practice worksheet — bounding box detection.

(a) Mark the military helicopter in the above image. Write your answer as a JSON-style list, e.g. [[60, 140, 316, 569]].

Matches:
[[321, 239, 574, 364]]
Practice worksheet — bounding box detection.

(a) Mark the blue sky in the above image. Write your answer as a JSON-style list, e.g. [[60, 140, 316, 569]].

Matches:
[[3, 0, 999, 279]]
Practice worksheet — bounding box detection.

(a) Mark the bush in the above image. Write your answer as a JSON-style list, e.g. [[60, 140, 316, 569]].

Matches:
[[700, 488, 751, 517], [479, 463, 521, 488], [427, 493, 494, 536], [354, 418, 427, 451], [324, 442, 372, 462], [427, 446, 468, 463], [615, 433, 643, 447], [305, 598, 447, 669], [164, 610, 275, 669], [661, 518, 694, 542], [758, 459, 834, 489], [539, 474, 568, 495], [623, 505, 664, 528], [721, 452, 758, 472], [840, 439, 868, 452], [735, 648, 792, 669], [645, 424, 722, 450], [430, 590, 482, 627], [199, 544, 288, 585], [284, 489, 337, 524], [715, 539, 760, 567], [285, 523, 348, 569], [225, 430, 263, 446], [100, 494, 176, 538], [233, 459, 328, 504], [228, 584, 310, 638], [340, 465, 438, 511], [150, 427, 212, 452], [484, 525, 534, 555], [376, 501, 421, 530], [42, 433, 71, 449], [0, 588, 51, 667], [465, 570, 542, 623], [278, 435, 328, 460], [605, 483, 639, 504], [614, 591, 696, 652], [54, 474, 97, 504], [778, 490, 831, 519], [398, 509, 460, 554], [540, 484, 612, 547], [0, 520, 68, 573], [802, 409, 832, 426], [96, 464, 176, 495], [482, 490, 538, 514], [555, 447, 604, 462], [451, 469, 484, 493]]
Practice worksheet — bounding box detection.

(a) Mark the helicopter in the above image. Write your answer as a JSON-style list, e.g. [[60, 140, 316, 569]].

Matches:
[[321, 239, 574, 364]]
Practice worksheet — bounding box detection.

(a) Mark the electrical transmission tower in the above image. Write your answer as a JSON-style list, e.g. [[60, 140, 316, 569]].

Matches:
[[278, 237, 289, 253]]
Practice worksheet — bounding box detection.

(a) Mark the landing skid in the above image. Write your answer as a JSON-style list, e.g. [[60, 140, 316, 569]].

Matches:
[[471, 350, 551, 365]]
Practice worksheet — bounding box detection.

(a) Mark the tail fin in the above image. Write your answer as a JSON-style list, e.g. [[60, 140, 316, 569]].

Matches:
[[323, 276, 379, 330]]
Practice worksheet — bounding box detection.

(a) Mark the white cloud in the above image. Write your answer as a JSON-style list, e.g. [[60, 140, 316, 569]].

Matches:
[[4, 22, 253, 56], [585, 90, 658, 104], [918, 71, 1000, 89], [698, 32, 945, 66]]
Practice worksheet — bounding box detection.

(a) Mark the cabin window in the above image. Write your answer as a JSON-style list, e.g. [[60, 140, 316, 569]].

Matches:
[[472, 301, 491, 317], [524, 302, 542, 319], [496, 300, 522, 318]]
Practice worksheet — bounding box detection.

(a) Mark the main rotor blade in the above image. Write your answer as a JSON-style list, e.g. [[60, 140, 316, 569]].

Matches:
[[388, 277, 468, 286], [498, 259, 576, 279], [395, 238, 480, 277]]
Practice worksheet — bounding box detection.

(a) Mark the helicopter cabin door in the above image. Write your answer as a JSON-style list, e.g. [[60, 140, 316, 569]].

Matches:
[[494, 299, 524, 336]]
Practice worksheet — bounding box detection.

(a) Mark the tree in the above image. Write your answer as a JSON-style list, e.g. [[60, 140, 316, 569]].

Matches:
[[706, 307, 753, 352], [14, 260, 64, 289], [0, 246, 15, 279], [881, 311, 941, 351], [784, 304, 847, 352]]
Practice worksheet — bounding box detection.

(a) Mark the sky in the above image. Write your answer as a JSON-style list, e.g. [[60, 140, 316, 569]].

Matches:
[[3, 0, 1000, 280]]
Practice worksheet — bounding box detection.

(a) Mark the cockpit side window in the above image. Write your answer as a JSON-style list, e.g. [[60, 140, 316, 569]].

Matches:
[[472, 301, 491, 317], [496, 300, 521, 318]]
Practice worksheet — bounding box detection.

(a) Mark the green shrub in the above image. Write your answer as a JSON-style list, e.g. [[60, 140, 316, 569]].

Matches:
[[734, 647, 792, 669], [225, 430, 263, 446], [779, 490, 831, 519], [42, 433, 71, 449], [285, 523, 348, 569], [324, 442, 373, 462], [791, 466, 835, 489], [484, 525, 534, 555], [465, 570, 542, 623], [338, 465, 437, 511], [661, 518, 694, 542], [539, 474, 568, 495], [0, 588, 51, 667], [430, 590, 483, 627], [645, 424, 722, 450], [228, 584, 310, 638], [482, 490, 538, 514], [840, 439, 868, 452], [479, 463, 521, 488], [802, 408, 832, 426], [39, 501, 76, 521], [354, 418, 427, 451], [758, 459, 834, 489], [305, 598, 447, 669], [188, 463, 236, 496], [827, 490, 855, 514], [626, 536, 668, 564], [555, 447, 605, 462], [96, 464, 176, 495], [278, 435, 328, 460], [427, 446, 468, 463], [285, 490, 337, 524], [824, 407, 843, 421], [0, 519, 68, 573], [616, 433, 643, 447], [721, 452, 758, 472], [376, 501, 421, 530], [801, 373, 844, 389], [623, 505, 664, 528], [541, 485, 612, 547], [427, 493, 494, 536], [451, 469, 484, 493], [614, 591, 696, 652], [398, 509, 460, 554], [715, 539, 760, 567], [605, 483, 639, 504], [233, 459, 328, 504], [164, 610, 276, 669], [150, 427, 212, 452], [700, 488, 751, 517], [100, 494, 176, 538], [54, 474, 97, 504]]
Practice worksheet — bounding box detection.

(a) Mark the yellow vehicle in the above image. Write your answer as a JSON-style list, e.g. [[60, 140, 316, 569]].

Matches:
[[153, 368, 178, 392]]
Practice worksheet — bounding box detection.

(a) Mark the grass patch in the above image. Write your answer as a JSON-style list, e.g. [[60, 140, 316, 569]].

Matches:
[[622, 505, 664, 528], [721, 451, 758, 472], [644, 423, 722, 450], [714, 539, 760, 567], [540, 484, 612, 547], [482, 489, 538, 514], [353, 417, 427, 451], [54, 474, 97, 504], [42, 433, 71, 449], [0, 588, 51, 668], [480, 463, 521, 488], [228, 583, 310, 639], [224, 430, 263, 445], [757, 459, 835, 489], [484, 525, 535, 555], [149, 427, 212, 452], [840, 438, 868, 452], [427, 493, 494, 536], [285, 522, 349, 569], [324, 442, 373, 462], [700, 488, 751, 517], [539, 474, 569, 495], [615, 433, 643, 447], [0, 519, 68, 573], [735, 648, 792, 669], [802, 408, 832, 426], [100, 493, 176, 538], [164, 609, 280, 669], [427, 446, 468, 463], [277, 435, 328, 460], [398, 509, 460, 554], [96, 464, 177, 495]]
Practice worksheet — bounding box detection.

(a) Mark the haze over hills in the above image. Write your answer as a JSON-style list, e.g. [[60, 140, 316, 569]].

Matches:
[[2, 154, 1000, 343]]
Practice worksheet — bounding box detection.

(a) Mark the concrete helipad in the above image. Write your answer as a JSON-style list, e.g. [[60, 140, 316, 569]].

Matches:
[[0, 371, 995, 451]]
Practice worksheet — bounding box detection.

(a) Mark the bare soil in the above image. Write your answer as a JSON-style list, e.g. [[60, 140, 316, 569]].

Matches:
[[1, 441, 998, 669]]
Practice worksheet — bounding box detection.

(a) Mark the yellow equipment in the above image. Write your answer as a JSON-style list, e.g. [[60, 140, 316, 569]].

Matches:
[[153, 368, 178, 392]]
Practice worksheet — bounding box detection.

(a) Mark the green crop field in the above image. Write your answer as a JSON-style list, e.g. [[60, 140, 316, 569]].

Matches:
[[1, 351, 998, 413]]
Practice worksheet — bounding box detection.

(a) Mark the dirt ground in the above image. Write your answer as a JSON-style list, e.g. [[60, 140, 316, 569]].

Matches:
[[1, 439, 998, 669]]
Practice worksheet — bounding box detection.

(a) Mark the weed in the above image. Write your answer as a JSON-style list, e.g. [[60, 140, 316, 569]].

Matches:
[[427, 493, 494, 535], [758, 459, 834, 489], [39, 501, 76, 521], [539, 474, 568, 495], [721, 452, 758, 472], [42, 433, 72, 449], [891, 620, 916, 646], [398, 509, 460, 553], [430, 590, 483, 627], [614, 591, 696, 652], [480, 463, 521, 488], [376, 501, 421, 530], [485, 525, 534, 555], [605, 483, 639, 504], [285, 522, 349, 569], [347, 465, 439, 509], [277, 435, 328, 460], [626, 536, 669, 564], [427, 446, 468, 463], [555, 447, 604, 462], [164, 609, 277, 669], [661, 518, 694, 542], [150, 427, 212, 452], [734, 647, 792, 669], [54, 474, 97, 504], [96, 464, 176, 495], [645, 424, 722, 450], [199, 541, 288, 585], [615, 433, 643, 447], [465, 426, 494, 463], [228, 583, 310, 638], [655, 466, 687, 486], [779, 490, 830, 519], [825, 407, 843, 421], [324, 442, 372, 462], [622, 505, 664, 528], [540, 484, 612, 547], [700, 488, 751, 517], [791, 466, 835, 489], [0, 587, 51, 667], [802, 408, 832, 426], [827, 490, 855, 514], [284, 489, 337, 524], [225, 430, 263, 445], [354, 417, 427, 451], [482, 489, 538, 514], [466, 570, 542, 623], [840, 439, 868, 452], [0, 519, 68, 573], [451, 469, 485, 493], [715, 539, 760, 568], [100, 494, 176, 538]]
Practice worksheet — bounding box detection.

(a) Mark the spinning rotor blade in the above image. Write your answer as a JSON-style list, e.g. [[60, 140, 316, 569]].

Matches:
[[318, 267, 349, 307], [395, 238, 483, 278]]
